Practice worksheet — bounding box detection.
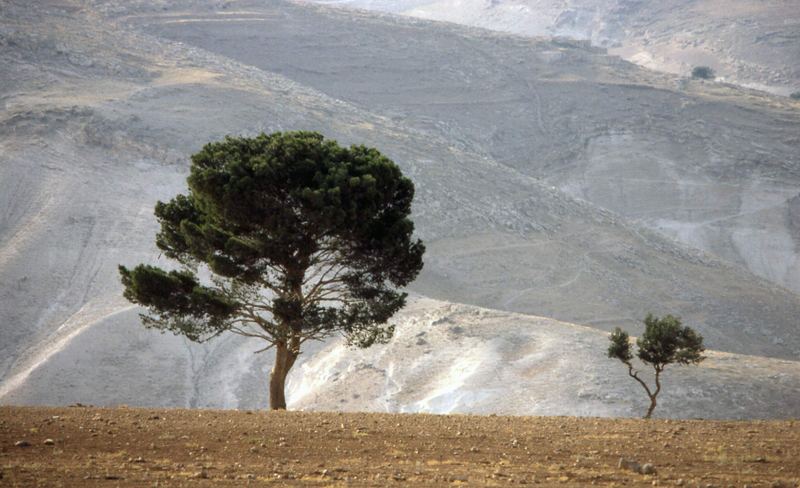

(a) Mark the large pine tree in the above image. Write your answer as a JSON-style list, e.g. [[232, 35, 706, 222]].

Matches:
[[120, 131, 425, 409]]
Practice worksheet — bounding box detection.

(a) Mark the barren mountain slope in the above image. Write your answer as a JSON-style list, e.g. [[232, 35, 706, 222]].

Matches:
[[118, 0, 800, 295], [1, 0, 799, 411], [304, 0, 800, 95]]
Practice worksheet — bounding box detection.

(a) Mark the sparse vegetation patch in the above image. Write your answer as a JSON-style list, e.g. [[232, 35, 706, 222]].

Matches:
[[691, 66, 715, 80]]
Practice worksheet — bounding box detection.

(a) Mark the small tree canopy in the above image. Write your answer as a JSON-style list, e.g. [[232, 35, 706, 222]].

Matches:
[[120, 131, 425, 409], [637, 314, 705, 368]]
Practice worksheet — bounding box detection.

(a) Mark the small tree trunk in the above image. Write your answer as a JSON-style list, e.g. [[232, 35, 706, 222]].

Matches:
[[269, 342, 298, 410], [644, 368, 662, 419], [644, 395, 657, 419]]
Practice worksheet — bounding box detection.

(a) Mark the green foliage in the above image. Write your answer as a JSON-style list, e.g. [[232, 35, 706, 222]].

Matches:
[[691, 66, 715, 80], [120, 130, 424, 351], [637, 314, 705, 368], [119, 264, 236, 342], [607, 327, 633, 362], [791, 91, 800, 100]]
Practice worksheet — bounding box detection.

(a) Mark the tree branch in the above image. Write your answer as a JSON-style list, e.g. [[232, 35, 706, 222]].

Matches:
[[252, 342, 276, 354], [626, 361, 654, 398]]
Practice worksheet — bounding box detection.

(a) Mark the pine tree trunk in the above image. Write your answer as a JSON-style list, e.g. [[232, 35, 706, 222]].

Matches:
[[269, 342, 298, 410], [270, 270, 304, 410]]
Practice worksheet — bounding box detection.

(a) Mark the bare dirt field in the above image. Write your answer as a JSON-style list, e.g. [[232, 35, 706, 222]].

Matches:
[[0, 406, 798, 486]]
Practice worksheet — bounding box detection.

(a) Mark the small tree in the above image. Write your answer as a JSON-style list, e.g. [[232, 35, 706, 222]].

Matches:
[[120, 131, 425, 409], [608, 314, 705, 418], [691, 66, 715, 80], [790, 91, 800, 100]]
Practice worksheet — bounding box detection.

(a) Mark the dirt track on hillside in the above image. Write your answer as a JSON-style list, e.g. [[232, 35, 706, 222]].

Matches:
[[1, 406, 798, 486]]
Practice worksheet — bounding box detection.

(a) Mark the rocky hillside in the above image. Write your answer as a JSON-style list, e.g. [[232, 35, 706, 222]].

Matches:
[[6, 297, 799, 419], [111, 0, 800, 296], [0, 0, 798, 414]]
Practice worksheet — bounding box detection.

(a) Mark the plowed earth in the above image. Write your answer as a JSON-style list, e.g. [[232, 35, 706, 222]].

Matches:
[[1, 406, 798, 487]]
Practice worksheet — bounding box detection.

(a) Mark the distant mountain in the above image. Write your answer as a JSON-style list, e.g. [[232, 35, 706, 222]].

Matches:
[[1, 0, 799, 412], [303, 0, 800, 96]]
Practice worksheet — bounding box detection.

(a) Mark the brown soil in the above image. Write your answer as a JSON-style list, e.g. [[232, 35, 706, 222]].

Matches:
[[1, 406, 798, 487]]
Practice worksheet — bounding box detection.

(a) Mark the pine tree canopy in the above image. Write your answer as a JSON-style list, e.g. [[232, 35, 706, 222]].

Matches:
[[120, 131, 425, 353]]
